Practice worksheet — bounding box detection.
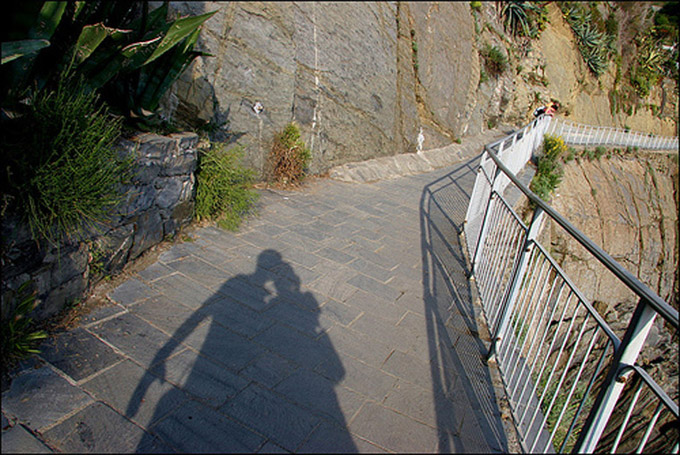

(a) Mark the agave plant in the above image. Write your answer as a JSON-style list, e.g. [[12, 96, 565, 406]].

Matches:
[[3, 1, 216, 127], [501, 1, 532, 37], [501, 1, 548, 38]]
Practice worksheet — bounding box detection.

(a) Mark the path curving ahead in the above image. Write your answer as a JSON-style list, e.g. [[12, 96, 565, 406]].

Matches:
[[2, 129, 520, 453]]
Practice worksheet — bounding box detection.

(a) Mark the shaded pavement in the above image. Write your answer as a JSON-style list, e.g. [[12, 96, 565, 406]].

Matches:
[[2, 130, 519, 453]]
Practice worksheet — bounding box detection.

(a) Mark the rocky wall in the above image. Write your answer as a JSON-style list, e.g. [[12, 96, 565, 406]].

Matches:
[[1, 133, 199, 321], [157, 2, 677, 178]]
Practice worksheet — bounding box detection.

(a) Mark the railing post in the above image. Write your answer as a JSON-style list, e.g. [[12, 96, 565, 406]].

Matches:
[[472, 184, 498, 274], [486, 207, 545, 360], [470, 145, 503, 275], [572, 299, 658, 453]]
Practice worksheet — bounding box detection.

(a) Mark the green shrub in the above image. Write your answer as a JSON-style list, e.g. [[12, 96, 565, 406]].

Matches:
[[267, 122, 312, 185], [481, 43, 508, 78], [530, 134, 566, 202], [2, 72, 132, 246], [195, 144, 258, 231], [1, 280, 47, 365]]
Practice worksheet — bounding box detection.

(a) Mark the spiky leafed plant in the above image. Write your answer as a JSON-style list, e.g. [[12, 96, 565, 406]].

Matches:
[[501, 1, 531, 37], [501, 1, 547, 38]]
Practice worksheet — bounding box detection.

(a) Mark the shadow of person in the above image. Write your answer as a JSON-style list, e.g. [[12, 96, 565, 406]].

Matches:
[[125, 249, 356, 452]]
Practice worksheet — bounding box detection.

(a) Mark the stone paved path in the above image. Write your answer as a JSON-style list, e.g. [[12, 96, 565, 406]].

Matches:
[[2, 130, 519, 453]]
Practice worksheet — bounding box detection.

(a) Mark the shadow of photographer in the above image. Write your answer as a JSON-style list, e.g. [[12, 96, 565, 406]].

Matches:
[[125, 249, 356, 452]]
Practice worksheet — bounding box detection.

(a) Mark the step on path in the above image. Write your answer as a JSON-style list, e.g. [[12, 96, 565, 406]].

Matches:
[[2, 128, 520, 453]]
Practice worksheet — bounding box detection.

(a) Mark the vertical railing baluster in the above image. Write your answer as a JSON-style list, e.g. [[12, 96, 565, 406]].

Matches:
[[574, 300, 658, 453], [487, 208, 544, 360]]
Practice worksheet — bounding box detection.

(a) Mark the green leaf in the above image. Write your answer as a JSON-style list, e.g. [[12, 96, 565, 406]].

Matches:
[[143, 10, 216, 66], [33, 1, 67, 40], [1, 39, 50, 65], [74, 23, 132, 65]]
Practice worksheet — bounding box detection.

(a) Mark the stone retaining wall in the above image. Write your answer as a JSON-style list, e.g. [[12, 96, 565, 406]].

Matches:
[[1, 132, 199, 321]]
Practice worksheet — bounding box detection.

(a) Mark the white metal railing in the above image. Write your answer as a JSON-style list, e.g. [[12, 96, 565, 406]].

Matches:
[[463, 116, 679, 453], [545, 118, 679, 151]]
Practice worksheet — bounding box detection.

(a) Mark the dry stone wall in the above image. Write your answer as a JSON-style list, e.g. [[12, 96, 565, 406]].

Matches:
[[1, 133, 198, 321]]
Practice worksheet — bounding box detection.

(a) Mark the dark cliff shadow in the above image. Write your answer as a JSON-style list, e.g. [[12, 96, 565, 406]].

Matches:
[[419, 154, 511, 453], [125, 249, 356, 452]]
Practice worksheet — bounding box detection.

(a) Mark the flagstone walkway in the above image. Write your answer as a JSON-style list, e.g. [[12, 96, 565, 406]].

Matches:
[[2, 130, 520, 453]]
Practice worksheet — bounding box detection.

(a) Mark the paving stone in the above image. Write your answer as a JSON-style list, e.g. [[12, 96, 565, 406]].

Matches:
[[157, 242, 202, 263], [1, 423, 52, 453], [280, 247, 324, 269], [164, 256, 232, 291], [316, 247, 356, 264], [239, 352, 298, 388], [315, 353, 397, 401], [81, 360, 189, 428], [349, 401, 439, 453], [178, 319, 264, 371], [38, 328, 123, 382], [297, 421, 389, 454], [252, 323, 335, 370], [150, 273, 218, 310], [274, 369, 364, 427], [41, 402, 171, 453], [262, 300, 323, 338], [78, 303, 126, 327], [382, 379, 438, 428], [220, 383, 319, 452], [129, 294, 202, 339], [198, 295, 276, 339], [380, 350, 433, 388], [347, 274, 403, 303], [148, 348, 249, 406], [306, 267, 359, 303], [190, 245, 233, 267], [347, 257, 394, 283], [218, 275, 276, 312], [148, 400, 263, 453], [257, 440, 290, 453], [342, 243, 398, 272], [2, 365, 93, 432], [137, 262, 175, 283], [319, 298, 362, 327], [107, 278, 158, 306], [90, 313, 183, 368], [323, 325, 394, 369], [270, 262, 321, 290], [193, 226, 248, 249], [343, 290, 408, 325]]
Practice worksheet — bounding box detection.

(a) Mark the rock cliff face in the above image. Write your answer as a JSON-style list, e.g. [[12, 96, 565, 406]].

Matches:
[[541, 152, 678, 411], [547, 152, 678, 327], [159, 2, 677, 177]]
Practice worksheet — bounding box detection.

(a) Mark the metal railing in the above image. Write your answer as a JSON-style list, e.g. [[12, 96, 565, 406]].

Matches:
[[545, 118, 679, 151], [463, 116, 679, 453]]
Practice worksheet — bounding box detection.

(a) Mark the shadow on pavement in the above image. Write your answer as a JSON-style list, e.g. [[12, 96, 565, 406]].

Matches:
[[124, 249, 356, 452], [419, 154, 511, 453]]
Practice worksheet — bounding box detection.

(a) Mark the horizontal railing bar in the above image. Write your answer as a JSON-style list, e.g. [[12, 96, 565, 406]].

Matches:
[[482, 143, 679, 329], [618, 365, 679, 418]]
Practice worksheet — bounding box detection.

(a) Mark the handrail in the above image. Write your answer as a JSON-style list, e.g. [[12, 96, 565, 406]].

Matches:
[[463, 117, 679, 453], [482, 142, 679, 328]]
